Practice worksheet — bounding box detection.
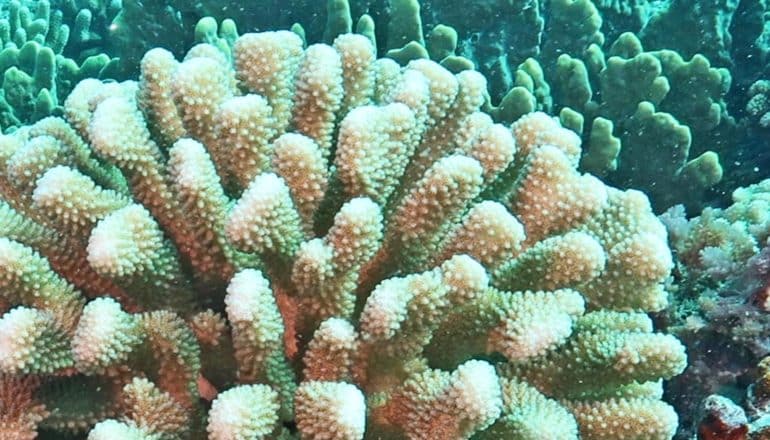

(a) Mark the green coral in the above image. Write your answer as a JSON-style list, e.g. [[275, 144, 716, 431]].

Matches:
[[747, 79, 770, 128], [490, 32, 732, 211], [638, 0, 738, 67], [0, 0, 120, 132]]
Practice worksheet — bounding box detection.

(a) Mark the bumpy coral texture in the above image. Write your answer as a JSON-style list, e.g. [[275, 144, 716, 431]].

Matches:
[[0, 27, 686, 440]]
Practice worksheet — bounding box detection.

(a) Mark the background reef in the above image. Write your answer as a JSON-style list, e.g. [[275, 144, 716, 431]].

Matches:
[[0, 0, 768, 439]]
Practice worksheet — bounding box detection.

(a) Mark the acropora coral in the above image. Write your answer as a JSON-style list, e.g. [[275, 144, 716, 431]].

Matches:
[[0, 20, 687, 440]]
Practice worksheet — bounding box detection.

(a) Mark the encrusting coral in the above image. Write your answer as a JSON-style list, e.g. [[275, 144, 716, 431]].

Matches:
[[0, 20, 686, 440]]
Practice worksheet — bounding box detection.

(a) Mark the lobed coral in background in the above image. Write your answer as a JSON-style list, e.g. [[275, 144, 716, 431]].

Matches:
[[0, 0, 121, 132], [0, 17, 688, 440], [377, 0, 770, 213]]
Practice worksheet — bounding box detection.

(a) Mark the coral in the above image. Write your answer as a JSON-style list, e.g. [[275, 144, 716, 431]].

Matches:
[[637, 0, 770, 96], [99, 0, 476, 79], [638, 0, 739, 68], [0, 0, 740, 211], [108, 0, 342, 74], [418, 0, 768, 94], [0, 0, 121, 132], [665, 241, 770, 438], [488, 32, 732, 212], [267, 0, 731, 211], [0, 374, 48, 439], [386, 0, 424, 52], [661, 179, 770, 437], [692, 358, 770, 440], [0, 0, 755, 211], [696, 395, 750, 440], [382, 0, 765, 205], [662, 179, 770, 283], [0, 19, 686, 440], [747, 79, 770, 129], [394, 0, 770, 211]]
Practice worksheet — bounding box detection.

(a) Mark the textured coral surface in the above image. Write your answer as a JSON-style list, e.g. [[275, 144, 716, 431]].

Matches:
[[0, 24, 687, 440]]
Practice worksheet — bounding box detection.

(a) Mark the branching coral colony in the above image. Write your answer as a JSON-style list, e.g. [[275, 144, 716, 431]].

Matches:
[[0, 25, 687, 440]]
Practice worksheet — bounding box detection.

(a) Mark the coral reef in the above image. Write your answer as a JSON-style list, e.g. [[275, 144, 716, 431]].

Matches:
[[663, 179, 769, 287], [471, 28, 732, 212], [271, 0, 733, 212], [0, 22, 686, 439], [747, 80, 770, 129], [696, 395, 752, 439], [555, 33, 730, 212], [661, 180, 770, 437], [742, 80, 770, 190], [405, 0, 770, 210], [326, 0, 734, 212], [664, 241, 770, 438], [419, 0, 770, 97]]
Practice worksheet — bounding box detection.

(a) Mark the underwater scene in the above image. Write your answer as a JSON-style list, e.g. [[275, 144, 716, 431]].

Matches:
[[0, 0, 769, 439]]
